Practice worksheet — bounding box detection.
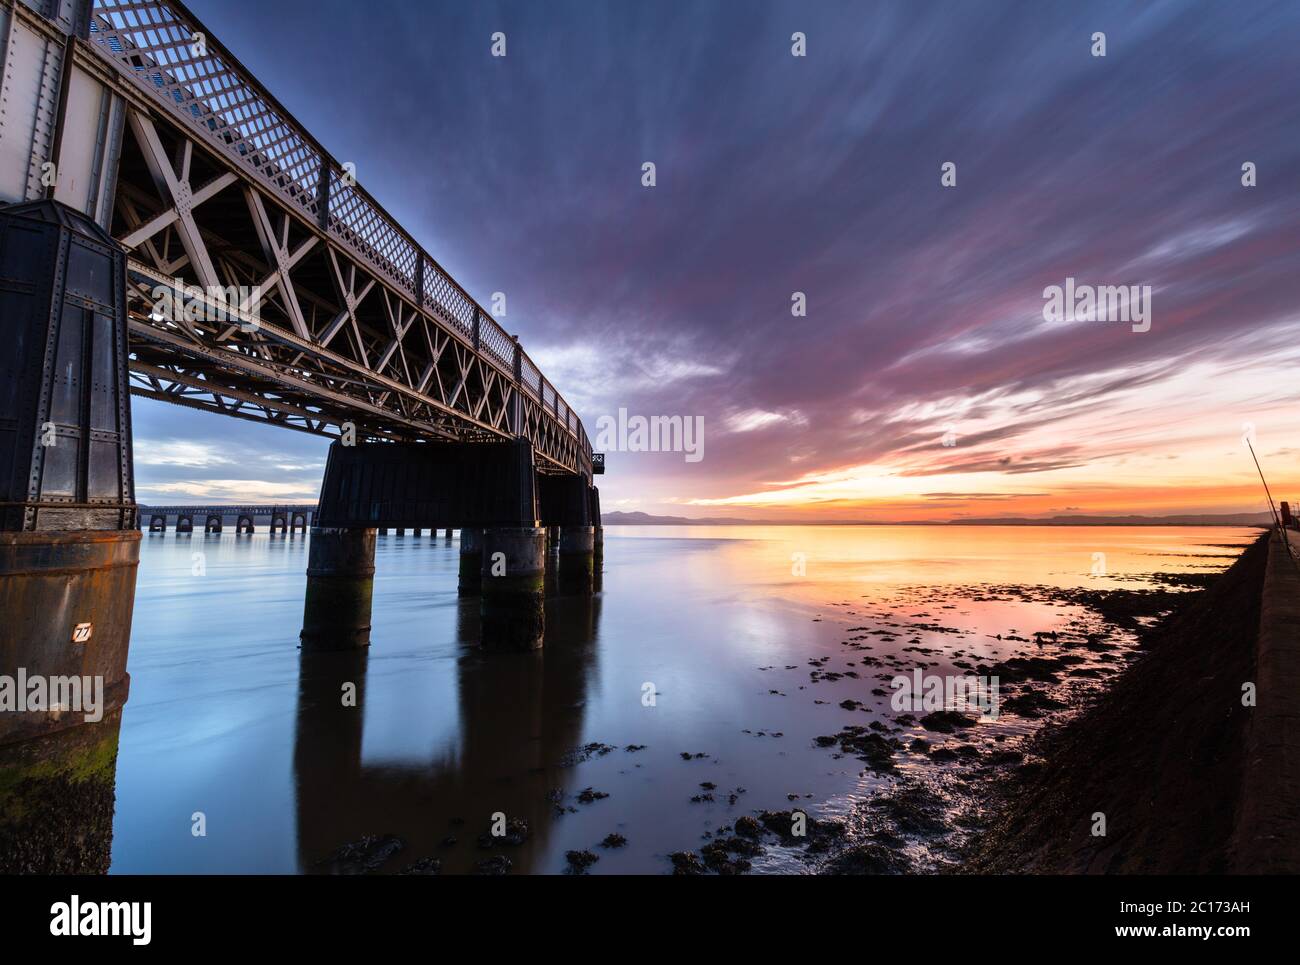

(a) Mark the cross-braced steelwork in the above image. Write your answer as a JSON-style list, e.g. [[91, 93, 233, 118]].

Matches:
[[79, 0, 591, 477]]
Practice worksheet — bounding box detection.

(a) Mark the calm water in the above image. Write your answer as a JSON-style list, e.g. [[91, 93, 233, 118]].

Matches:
[[103, 524, 1254, 874]]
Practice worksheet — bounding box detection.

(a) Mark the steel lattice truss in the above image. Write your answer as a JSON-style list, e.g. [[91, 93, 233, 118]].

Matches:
[[83, 0, 591, 477]]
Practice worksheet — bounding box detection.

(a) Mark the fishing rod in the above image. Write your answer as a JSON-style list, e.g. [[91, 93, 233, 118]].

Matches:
[[1246, 437, 1294, 560]]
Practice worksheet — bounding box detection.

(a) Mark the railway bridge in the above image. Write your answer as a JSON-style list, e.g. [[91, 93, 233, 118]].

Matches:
[[0, 0, 603, 749]]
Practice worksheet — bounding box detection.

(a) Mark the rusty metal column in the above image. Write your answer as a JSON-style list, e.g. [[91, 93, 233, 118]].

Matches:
[[300, 527, 376, 650], [0, 201, 138, 750], [0, 200, 134, 870]]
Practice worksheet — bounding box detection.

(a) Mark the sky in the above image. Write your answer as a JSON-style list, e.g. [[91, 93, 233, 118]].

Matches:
[[132, 0, 1300, 520]]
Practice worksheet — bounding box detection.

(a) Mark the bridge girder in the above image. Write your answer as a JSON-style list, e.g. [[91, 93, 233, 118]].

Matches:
[[108, 95, 585, 474], [2, 0, 593, 478]]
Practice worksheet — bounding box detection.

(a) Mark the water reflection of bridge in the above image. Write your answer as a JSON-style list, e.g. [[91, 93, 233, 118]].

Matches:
[[294, 594, 602, 875], [0, 590, 602, 874]]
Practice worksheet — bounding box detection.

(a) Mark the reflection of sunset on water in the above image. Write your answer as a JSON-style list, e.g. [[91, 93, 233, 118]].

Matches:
[[90, 524, 1252, 874]]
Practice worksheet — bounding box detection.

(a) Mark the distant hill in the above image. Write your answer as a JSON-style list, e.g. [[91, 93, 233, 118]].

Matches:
[[602, 510, 1274, 527], [601, 511, 769, 525], [948, 512, 1273, 527]]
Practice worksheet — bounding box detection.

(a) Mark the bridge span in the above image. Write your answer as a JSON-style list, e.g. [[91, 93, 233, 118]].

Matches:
[[0, 0, 604, 755]]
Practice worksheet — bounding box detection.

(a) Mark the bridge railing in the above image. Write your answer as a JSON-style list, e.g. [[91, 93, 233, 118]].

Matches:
[[86, 0, 590, 465]]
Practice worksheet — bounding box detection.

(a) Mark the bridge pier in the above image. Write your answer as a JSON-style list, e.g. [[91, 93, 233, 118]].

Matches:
[[0, 531, 138, 741], [480, 527, 546, 650], [148, 515, 166, 533], [0, 712, 123, 873], [458, 528, 483, 596], [237, 515, 255, 534], [309, 439, 599, 648], [205, 514, 223, 533], [300, 527, 376, 650], [590, 487, 604, 592], [176, 514, 193, 534], [557, 527, 596, 595], [0, 202, 137, 749], [537, 476, 599, 596]]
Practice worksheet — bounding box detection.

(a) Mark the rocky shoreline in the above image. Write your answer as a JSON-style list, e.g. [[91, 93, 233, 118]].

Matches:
[[659, 534, 1266, 875], [956, 531, 1267, 873]]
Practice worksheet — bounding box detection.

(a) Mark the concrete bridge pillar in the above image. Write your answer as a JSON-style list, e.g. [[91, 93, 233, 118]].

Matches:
[[205, 514, 222, 533], [458, 528, 483, 596], [148, 514, 166, 533], [236, 514, 254, 534], [557, 526, 596, 595], [176, 514, 193, 534], [445, 528, 454, 540], [480, 527, 546, 650], [300, 527, 376, 650]]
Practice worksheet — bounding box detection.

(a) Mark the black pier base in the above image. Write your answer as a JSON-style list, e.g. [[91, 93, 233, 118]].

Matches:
[[481, 527, 546, 650], [557, 526, 596, 595], [308, 438, 601, 648], [300, 527, 376, 650], [458, 528, 483, 596]]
